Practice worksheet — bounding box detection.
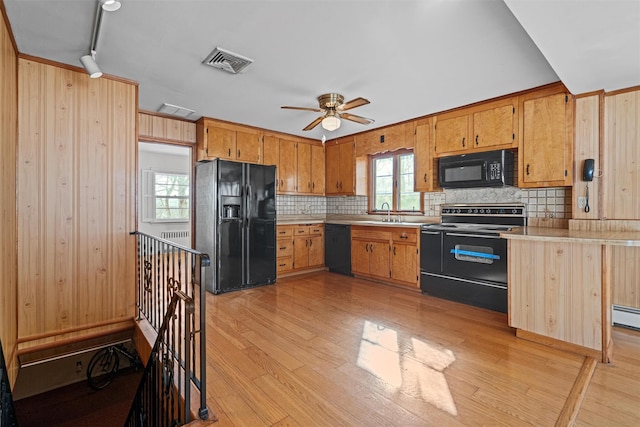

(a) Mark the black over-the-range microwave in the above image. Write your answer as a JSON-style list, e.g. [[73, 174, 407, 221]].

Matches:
[[438, 149, 515, 189]]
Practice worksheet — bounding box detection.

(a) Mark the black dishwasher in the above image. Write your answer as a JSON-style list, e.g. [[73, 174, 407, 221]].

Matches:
[[325, 224, 352, 276]]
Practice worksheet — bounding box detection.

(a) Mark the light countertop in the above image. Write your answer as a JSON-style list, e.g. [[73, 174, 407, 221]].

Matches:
[[500, 226, 640, 246]]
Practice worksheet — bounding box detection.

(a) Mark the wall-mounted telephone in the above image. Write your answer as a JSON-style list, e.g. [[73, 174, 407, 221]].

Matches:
[[582, 158, 595, 182], [582, 159, 595, 213]]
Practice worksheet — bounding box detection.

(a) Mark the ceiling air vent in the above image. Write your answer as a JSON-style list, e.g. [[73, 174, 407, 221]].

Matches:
[[158, 103, 196, 118], [203, 47, 253, 74]]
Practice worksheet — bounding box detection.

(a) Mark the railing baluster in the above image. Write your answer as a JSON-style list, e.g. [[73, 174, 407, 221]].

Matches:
[[127, 231, 210, 424]]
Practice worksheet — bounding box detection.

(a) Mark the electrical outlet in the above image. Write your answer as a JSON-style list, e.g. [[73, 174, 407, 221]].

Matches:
[[578, 197, 586, 209]]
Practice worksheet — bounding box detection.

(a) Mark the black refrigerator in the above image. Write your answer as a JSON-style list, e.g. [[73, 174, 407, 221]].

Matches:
[[195, 159, 276, 294]]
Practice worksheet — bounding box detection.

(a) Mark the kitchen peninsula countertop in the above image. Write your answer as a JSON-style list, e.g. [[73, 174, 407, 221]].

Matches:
[[500, 226, 640, 246]]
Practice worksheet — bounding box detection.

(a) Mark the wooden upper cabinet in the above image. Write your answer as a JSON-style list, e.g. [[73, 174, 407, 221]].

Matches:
[[311, 144, 325, 195], [297, 142, 312, 194], [355, 122, 414, 157], [196, 118, 262, 164], [434, 114, 470, 154], [325, 138, 356, 195], [207, 125, 235, 159], [473, 103, 515, 149], [519, 91, 573, 187], [236, 130, 262, 163], [434, 98, 517, 156], [278, 138, 298, 193], [414, 120, 438, 192]]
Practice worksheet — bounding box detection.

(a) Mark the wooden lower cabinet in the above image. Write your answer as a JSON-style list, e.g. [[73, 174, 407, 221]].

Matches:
[[351, 226, 419, 288], [277, 224, 324, 275]]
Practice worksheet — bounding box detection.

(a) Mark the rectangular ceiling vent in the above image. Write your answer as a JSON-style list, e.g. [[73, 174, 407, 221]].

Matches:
[[203, 47, 253, 74], [158, 103, 196, 118]]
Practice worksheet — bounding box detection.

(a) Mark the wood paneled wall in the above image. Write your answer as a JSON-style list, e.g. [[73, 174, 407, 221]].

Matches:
[[17, 59, 137, 345], [573, 94, 601, 219], [139, 111, 196, 144], [603, 90, 640, 219], [0, 2, 19, 385]]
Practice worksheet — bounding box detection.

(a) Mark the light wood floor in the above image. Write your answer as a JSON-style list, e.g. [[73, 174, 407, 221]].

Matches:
[[202, 271, 640, 426]]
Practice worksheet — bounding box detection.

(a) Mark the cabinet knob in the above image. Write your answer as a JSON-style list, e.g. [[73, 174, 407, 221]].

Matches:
[[475, 135, 479, 145], [228, 148, 231, 157], [365, 243, 369, 252], [526, 164, 530, 175], [462, 137, 466, 147], [336, 182, 339, 189], [423, 173, 427, 183], [393, 246, 396, 256], [309, 239, 312, 247], [238, 149, 241, 157]]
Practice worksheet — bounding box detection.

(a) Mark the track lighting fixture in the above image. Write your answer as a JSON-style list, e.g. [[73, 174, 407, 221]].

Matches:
[[80, 0, 121, 78]]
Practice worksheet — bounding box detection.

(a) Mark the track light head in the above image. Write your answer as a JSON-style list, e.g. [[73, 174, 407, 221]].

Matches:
[[80, 52, 102, 78], [101, 0, 121, 12]]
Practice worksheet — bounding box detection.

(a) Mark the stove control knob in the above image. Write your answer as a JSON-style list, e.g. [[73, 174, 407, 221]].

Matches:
[[512, 209, 517, 214], [473, 209, 478, 213], [479, 209, 484, 214], [467, 209, 473, 214], [457, 209, 462, 213]]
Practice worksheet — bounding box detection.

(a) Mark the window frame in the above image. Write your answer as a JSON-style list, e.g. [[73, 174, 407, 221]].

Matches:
[[368, 149, 424, 215], [141, 169, 190, 223]]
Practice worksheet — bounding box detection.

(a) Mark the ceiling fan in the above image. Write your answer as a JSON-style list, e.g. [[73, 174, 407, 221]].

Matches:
[[281, 93, 375, 131]]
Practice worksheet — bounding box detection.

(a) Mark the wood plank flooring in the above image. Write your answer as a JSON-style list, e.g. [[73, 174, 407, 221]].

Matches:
[[202, 271, 640, 426]]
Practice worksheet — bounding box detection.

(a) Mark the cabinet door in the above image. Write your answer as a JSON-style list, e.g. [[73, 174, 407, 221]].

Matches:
[[297, 142, 312, 194], [293, 235, 309, 270], [325, 143, 341, 195], [435, 115, 469, 154], [207, 125, 235, 160], [311, 144, 325, 195], [236, 130, 262, 164], [263, 135, 280, 192], [414, 122, 434, 192], [473, 104, 515, 149], [308, 234, 324, 267], [521, 93, 570, 185], [391, 244, 417, 285], [278, 139, 298, 193], [351, 240, 370, 275], [339, 141, 355, 193], [368, 242, 390, 279]]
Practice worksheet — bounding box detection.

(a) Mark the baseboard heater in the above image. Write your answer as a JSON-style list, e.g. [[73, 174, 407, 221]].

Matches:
[[612, 304, 640, 330], [160, 230, 190, 239]]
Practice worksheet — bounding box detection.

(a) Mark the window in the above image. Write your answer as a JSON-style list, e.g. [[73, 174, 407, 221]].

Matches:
[[142, 170, 190, 222], [370, 150, 422, 213]]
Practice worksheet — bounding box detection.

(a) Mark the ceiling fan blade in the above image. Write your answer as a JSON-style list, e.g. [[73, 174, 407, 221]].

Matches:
[[281, 106, 322, 112], [303, 116, 323, 131], [338, 97, 370, 111], [340, 112, 375, 125]]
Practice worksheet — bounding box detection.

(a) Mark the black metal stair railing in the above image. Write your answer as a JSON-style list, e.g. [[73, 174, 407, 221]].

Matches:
[[129, 231, 211, 423], [1, 339, 18, 427]]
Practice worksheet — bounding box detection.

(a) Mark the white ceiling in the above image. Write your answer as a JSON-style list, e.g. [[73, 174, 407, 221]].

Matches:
[[5, 0, 639, 140]]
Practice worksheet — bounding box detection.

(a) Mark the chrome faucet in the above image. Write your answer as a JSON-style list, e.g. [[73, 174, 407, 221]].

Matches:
[[381, 202, 390, 222]]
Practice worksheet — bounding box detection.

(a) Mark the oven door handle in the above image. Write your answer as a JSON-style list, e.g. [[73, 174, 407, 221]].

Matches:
[[421, 230, 441, 235], [446, 232, 501, 239]]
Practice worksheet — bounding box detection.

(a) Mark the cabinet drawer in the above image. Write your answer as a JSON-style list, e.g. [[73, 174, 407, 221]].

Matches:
[[309, 224, 324, 235], [352, 228, 391, 241], [294, 227, 308, 236], [277, 257, 292, 272], [277, 226, 293, 237], [277, 239, 293, 257], [392, 230, 417, 244]]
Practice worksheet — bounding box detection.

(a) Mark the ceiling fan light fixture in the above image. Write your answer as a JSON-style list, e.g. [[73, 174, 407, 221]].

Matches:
[[321, 113, 341, 131]]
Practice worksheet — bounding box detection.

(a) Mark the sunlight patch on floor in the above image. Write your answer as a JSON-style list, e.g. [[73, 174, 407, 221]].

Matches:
[[356, 320, 457, 416]]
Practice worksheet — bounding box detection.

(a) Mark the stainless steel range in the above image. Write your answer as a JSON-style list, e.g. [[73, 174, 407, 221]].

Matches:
[[420, 203, 527, 313]]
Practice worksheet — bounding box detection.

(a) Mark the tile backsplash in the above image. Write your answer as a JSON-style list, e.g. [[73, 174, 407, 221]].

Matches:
[[277, 186, 572, 219]]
